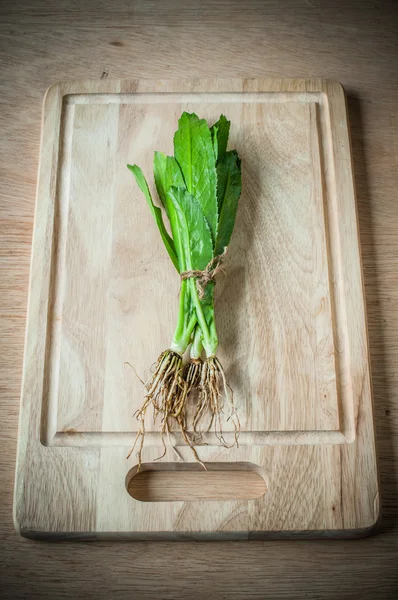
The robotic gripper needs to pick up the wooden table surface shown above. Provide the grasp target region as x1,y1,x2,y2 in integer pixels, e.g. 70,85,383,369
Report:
1,1,397,598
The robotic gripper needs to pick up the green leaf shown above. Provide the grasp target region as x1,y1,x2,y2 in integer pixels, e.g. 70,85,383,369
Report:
215,150,242,256
211,115,230,161
127,164,179,271
173,112,218,243
168,186,213,272
211,125,218,161
152,152,188,272
153,151,185,214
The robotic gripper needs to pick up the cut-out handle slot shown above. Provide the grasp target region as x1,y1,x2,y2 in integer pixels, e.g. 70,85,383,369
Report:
126,462,267,502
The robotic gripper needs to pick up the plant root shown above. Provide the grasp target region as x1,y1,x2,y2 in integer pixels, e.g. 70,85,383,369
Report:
193,357,240,448
127,350,206,470
171,358,207,469
183,358,203,396
127,349,184,469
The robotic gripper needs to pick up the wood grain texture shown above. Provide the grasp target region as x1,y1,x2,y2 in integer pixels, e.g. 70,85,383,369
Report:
127,466,268,502
13,77,377,539
1,0,397,598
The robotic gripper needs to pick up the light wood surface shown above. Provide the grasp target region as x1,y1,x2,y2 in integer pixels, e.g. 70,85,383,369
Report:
1,0,397,596
14,78,377,538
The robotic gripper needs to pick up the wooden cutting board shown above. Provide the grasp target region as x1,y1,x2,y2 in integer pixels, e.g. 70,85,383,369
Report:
14,78,379,539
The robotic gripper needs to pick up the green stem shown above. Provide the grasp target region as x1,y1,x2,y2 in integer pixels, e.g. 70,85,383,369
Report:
198,282,219,357
186,312,197,340
188,279,212,352
190,326,203,359
170,283,197,354
170,277,219,358
208,315,219,357
173,279,188,341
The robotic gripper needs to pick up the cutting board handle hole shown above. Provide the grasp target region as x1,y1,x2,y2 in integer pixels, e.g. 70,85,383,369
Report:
126,462,267,502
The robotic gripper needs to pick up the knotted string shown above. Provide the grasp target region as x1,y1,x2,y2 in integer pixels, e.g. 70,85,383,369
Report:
180,247,228,299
